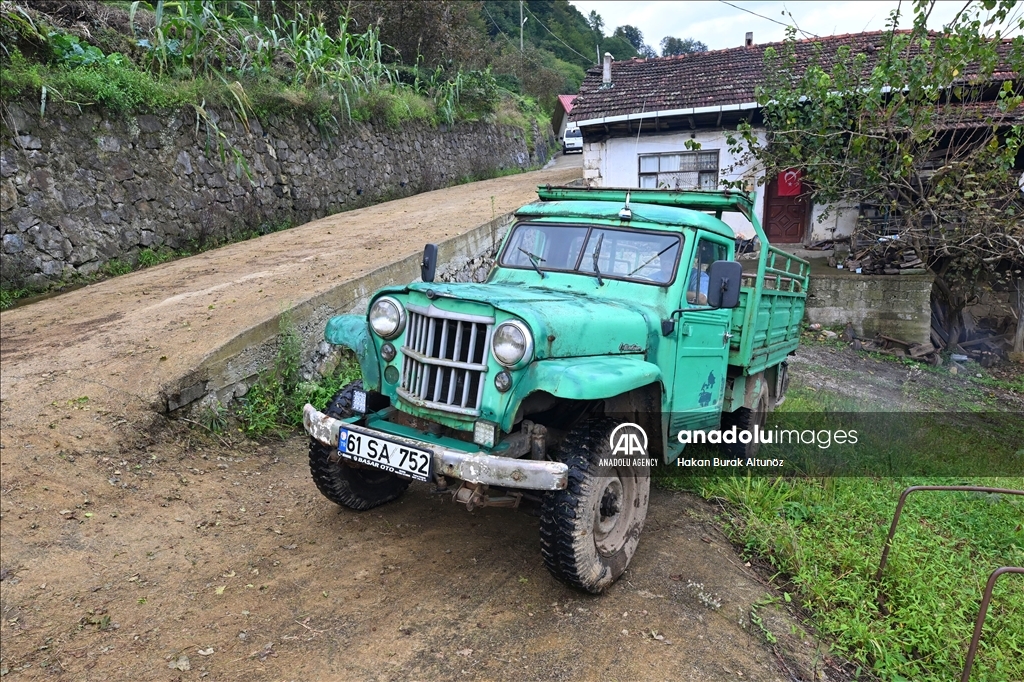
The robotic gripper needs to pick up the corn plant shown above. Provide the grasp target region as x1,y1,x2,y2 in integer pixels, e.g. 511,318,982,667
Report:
130,0,249,77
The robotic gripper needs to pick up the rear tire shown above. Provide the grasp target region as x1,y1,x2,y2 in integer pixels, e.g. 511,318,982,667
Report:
539,418,650,594
719,382,770,459
309,381,410,511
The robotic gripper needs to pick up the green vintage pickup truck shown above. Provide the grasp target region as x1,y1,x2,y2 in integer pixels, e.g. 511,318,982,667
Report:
303,187,808,593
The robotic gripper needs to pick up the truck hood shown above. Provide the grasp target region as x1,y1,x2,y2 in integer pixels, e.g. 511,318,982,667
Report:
403,282,651,359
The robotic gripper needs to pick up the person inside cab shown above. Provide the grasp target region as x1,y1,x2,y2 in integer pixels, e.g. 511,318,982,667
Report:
687,240,726,305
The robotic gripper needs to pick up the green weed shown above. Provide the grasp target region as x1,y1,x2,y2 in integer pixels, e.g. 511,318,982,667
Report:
101,259,132,276
138,247,175,268
0,286,28,310
198,399,227,434
236,317,360,437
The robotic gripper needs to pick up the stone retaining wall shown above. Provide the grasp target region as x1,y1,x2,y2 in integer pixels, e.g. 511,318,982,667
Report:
1,102,553,288
805,269,934,344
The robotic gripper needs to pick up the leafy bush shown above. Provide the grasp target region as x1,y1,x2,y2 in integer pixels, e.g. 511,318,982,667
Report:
48,32,109,67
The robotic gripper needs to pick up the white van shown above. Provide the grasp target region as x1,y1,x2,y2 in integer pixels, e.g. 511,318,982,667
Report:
562,126,583,154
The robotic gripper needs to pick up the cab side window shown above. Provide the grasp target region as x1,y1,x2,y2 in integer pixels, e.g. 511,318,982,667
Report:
686,239,727,305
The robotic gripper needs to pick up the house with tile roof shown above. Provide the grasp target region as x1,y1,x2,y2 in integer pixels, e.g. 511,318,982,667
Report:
569,31,1021,242
551,94,578,141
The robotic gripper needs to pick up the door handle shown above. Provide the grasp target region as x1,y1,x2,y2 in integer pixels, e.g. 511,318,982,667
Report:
723,332,734,345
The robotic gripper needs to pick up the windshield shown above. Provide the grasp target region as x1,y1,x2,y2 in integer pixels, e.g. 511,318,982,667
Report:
565,128,582,138
499,223,682,285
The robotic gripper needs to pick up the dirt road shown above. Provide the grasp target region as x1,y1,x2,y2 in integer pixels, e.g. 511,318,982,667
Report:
0,157,822,681
0,159,581,450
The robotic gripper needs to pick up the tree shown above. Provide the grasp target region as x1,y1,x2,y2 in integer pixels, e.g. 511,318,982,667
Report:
614,24,657,58
732,0,1024,348
613,24,643,50
587,10,603,35
660,36,708,56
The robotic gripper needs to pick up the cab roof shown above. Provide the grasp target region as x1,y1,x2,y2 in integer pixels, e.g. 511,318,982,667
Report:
515,200,736,239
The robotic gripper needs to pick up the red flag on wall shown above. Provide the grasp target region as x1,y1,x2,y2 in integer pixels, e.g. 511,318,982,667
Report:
777,169,802,197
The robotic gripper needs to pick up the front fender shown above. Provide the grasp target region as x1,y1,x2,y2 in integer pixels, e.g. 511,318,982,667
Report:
324,314,379,390
502,356,662,430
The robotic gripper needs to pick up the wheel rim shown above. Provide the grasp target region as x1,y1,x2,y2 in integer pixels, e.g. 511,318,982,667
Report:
593,469,637,556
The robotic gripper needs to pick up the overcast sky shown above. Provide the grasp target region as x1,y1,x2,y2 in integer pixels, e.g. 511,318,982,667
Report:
568,1,1010,53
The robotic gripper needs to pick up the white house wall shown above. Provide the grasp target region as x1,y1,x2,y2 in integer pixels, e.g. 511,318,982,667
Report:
583,129,765,237
583,127,858,241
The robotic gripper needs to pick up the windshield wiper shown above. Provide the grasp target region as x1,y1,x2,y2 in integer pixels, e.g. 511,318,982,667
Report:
517,247,546,279
592,233,605,286
629,243,677,277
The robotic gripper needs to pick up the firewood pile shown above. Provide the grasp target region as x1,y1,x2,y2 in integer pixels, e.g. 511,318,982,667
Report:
841,239,926,275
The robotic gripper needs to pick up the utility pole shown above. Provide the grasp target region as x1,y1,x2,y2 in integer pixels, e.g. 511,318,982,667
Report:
520,0,524,52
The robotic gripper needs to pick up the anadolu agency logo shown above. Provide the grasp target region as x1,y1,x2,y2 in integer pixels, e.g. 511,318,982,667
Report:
602,423,656,468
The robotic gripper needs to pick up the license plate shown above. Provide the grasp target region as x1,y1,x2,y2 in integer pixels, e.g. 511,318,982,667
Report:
337,426,432,482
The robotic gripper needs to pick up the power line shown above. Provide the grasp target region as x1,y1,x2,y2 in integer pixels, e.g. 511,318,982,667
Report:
521,3,593,62
482,4,515,45
717,0,819,39
481,4,555,71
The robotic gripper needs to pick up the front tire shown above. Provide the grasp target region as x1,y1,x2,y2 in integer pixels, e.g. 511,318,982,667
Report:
539,418,650,594
309,381,410,511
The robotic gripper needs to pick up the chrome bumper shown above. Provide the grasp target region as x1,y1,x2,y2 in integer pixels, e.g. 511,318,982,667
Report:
302,404,568,491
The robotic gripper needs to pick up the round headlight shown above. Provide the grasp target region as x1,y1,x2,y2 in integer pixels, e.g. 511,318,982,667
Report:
491,320,533,368
369,297,405,339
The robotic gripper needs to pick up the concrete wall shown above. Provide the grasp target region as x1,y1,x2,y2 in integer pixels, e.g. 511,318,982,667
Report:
1,102,552,288
582,126,859,242
805,268,934,344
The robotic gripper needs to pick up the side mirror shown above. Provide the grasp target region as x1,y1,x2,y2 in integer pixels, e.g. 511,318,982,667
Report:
707,260,743,309
421,243,438,283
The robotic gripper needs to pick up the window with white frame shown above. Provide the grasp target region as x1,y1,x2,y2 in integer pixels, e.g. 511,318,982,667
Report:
638,150,719,190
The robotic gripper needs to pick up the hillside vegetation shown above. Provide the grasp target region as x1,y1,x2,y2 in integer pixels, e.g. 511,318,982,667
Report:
0,0,675,130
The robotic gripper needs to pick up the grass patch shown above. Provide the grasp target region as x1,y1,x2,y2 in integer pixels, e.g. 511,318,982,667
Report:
236,317,360,437
657,385,1024,681
137,247,175,268
0,286,29,310
100,258,133,277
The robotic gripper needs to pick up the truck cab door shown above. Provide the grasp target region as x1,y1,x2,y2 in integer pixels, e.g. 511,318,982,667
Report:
667,235,733,448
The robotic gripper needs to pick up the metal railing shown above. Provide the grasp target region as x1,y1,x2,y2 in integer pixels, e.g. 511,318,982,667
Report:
872,485,1024,682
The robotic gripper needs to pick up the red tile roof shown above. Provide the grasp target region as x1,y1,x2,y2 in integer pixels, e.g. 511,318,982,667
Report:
557,94,577,114
570,31,1019,123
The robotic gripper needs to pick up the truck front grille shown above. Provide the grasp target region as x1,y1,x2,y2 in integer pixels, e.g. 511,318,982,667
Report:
397,304,493,417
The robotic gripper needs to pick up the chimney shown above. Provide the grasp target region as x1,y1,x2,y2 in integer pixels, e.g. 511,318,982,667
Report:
602,52,613,86
745,32,754,48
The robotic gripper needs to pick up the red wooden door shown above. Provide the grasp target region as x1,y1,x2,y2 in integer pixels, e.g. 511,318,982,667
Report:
764,177,807,243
